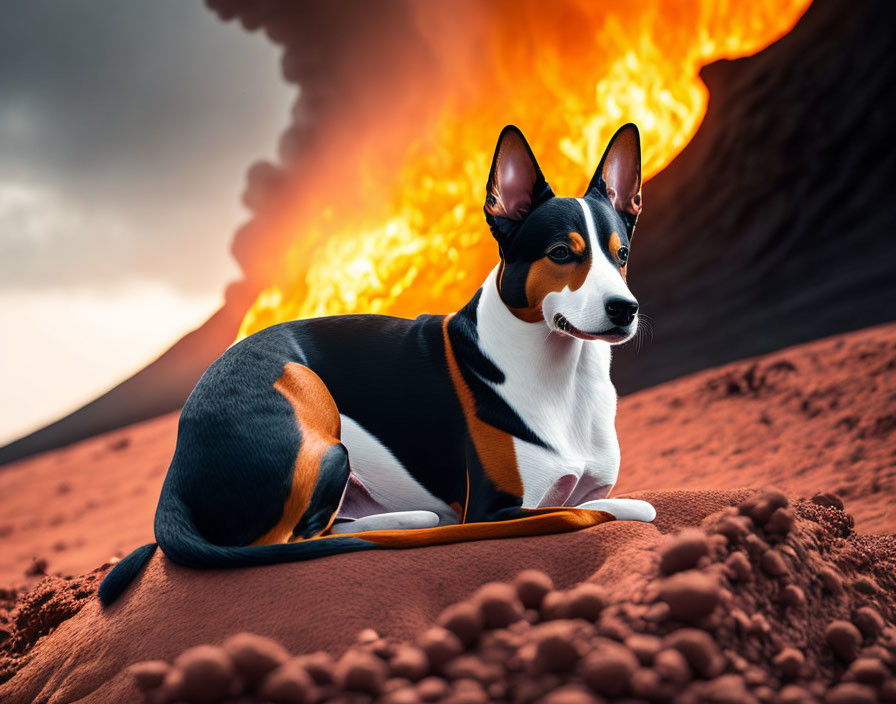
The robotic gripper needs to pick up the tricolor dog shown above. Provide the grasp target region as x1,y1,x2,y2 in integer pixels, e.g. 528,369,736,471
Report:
100,123,655,606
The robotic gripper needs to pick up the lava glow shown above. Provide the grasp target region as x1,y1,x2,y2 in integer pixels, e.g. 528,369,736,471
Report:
237,0,811,340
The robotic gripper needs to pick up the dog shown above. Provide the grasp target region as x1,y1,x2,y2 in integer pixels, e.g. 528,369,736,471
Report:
99,123,655,606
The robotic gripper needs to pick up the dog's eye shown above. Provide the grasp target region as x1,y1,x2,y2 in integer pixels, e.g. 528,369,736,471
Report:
547,244,571,262
616,245,629,266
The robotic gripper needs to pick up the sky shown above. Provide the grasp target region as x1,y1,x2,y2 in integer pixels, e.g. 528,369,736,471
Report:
0,1,293,445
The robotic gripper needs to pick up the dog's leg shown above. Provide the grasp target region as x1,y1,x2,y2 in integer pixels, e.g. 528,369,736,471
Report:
330,510,441,534
253,363,351,545
575,498,656,522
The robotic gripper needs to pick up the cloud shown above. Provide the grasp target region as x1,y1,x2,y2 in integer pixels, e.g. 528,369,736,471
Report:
0,282,223,444
0,0,293,295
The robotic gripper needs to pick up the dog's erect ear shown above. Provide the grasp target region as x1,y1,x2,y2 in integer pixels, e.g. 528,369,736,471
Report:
484,126,554,243
586,123,642,236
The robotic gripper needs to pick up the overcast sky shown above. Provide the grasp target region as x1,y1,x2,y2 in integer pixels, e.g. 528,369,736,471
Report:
0,0,292,445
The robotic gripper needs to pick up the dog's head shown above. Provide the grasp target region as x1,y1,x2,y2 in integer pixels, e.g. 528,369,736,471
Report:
484,124,642,344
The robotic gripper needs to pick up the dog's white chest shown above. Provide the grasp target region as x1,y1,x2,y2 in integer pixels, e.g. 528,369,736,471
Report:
503,349,621,508
474,278,621,508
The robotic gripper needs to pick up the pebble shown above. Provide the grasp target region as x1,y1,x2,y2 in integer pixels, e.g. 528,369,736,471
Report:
336,650,388,694
419,627,464,670
564,583,608,621
390,644,430,682
825,682,877,704
447,678,488,704
631,666,665,700
171,645,236,704
417,676,450,702
698,674,755,704
380,685,421,704
437,601,483,646
624,633,663,665
657,571,720,621
295,651,335,685
853,606,884,638
846,657,888,686
749,613,771,637
819,567,845,595
475,582,523,628
725,551,752,581
654,648,691,686
442,654,499,684
533,621,581,672
257,661,316,704
765,507,795,535
539,684,602,704
659,529,710,574
223,632,290,686
665,628,725,678
515,570,554,609
577,639,638,697
826,620,863,662
745,489,788,526
760,549,789,577
779,684,814,704
356,628,380,644
811,492,844,511
715,514,752,542
540,590,571,621
127,660,169,692
781,584,807,608
773,647,805,680
852,577,876,595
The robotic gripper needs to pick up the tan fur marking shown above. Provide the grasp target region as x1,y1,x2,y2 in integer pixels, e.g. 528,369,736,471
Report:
253,363,341,545
609,231,627,279
508,234,591,323
442,316,523,498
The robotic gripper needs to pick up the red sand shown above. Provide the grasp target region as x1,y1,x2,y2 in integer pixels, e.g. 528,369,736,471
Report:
0,323,893,702
1,489,894,702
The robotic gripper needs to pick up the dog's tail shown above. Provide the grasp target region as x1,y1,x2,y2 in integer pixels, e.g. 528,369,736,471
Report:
99,490,613,608
97,543,159,606
97,491,377,608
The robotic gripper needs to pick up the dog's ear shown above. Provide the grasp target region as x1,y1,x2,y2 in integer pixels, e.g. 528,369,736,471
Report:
484,125,554,243
586,123,642,236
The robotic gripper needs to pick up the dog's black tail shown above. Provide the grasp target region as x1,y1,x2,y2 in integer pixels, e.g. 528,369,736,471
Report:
98,489,378,608
98,542,158,606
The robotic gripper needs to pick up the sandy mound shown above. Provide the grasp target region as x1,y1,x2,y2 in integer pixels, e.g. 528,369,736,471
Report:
2,488,894,703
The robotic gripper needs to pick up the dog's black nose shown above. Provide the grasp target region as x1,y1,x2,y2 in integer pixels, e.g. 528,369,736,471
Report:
605,297,639,326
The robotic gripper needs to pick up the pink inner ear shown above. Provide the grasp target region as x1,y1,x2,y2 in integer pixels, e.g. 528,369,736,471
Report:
487,132,536,221
602,128,642,216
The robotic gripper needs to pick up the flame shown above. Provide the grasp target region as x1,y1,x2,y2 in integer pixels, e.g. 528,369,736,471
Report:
237,0,811,339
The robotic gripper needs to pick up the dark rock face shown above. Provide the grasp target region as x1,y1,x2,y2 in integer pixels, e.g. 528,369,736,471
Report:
612,0,896,393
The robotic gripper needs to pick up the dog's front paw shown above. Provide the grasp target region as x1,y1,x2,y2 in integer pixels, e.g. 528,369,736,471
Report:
576,498,656,522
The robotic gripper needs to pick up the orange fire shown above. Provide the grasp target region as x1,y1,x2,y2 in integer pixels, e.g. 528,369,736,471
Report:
237,0,811,340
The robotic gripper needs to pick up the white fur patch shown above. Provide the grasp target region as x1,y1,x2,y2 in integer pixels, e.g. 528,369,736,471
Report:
475,270,622,508
339,414,457,524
